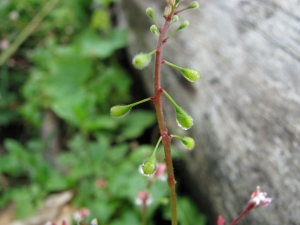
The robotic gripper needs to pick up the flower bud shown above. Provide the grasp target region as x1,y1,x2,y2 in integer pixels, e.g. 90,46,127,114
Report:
175,107,193,130
178,20,189,30
135,191,153,206
162,90,194,130
150,25,159,37
167,21,190,38
181,136,195,149
164,61,201,82
180,68,201,82
166,0,175,6
132,50,156,70
110,105,132,118
188,1,199,9
110,98,151,119
146,7,154,19
164,4,172,17
171,15,179,24
153,163,167,180
171,135,195,149
175,1,199,14
142,155,157,176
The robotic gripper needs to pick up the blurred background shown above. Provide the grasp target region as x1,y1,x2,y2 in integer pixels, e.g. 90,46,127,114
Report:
0,0,206,225
119,1,300,225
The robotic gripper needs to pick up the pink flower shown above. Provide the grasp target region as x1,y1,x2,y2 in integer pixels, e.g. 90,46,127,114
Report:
95,178,107,188
248,186,272,208
151,163,167,181
0,39,9,50
73,208,90,222
135,191,152,206
224,186,273,225
217,215,225,225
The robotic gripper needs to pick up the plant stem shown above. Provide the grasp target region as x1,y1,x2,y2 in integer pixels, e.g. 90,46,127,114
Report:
164,60,184,71
152,9,178,225
162,89,181,111
141,201,147,225
0,0,59,66
129,97,152,107
229,203,256,225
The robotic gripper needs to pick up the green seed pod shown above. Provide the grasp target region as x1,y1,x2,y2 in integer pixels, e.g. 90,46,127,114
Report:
178,20,189,30
171,15,179,24
180,68,201,82
132,50,156,70
146,7,154,19
142,156,157,176
188,1,199,9
175,107,193,130
150,25,159,37
164,61,201,82
181,136,195,149
162,89,194,130
110,105,132,118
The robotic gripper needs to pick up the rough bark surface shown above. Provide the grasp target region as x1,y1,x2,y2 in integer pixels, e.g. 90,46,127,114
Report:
118,1,300,224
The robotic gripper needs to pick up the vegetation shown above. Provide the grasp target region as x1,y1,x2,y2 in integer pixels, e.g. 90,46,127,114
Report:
0,0,205,224
110,1,272,225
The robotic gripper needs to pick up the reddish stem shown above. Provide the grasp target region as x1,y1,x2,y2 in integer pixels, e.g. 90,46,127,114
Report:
229,203,256,225
152,11,178,225
141,200,147,225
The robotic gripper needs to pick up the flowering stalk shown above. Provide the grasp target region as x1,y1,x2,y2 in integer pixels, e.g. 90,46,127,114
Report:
217,187,272,225
136,163,167,225
152,4,178,225
111,1,200,224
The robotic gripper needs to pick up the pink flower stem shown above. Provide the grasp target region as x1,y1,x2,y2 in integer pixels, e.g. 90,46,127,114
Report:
141,200,147,225
229,202,256,225
152,6,178,225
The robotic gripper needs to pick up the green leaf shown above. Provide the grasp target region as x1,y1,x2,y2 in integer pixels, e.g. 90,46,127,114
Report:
51,88,96,127
107,144,129,163
19,102,42,127
12,187,37,219
76,28,127,58
47,54,93,85
88,66,132,107
117,110,156,142
89,200,118,224
91,8,111,31
83,115,118,131
109,209,140,225
45,172,68,191
163,196,206,225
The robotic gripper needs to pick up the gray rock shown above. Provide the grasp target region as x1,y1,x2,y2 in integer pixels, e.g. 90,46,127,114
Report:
118,0,300,224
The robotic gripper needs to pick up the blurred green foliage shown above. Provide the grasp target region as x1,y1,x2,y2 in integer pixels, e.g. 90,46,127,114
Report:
0,0,205,224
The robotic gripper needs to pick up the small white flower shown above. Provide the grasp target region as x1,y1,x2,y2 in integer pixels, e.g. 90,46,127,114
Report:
248,186,272,208
0,39,9,50
90,218,98,225
9,11,19,20
135,191,153,206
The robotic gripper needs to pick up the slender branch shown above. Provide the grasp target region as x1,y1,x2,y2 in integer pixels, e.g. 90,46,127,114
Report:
152,9,178,225
141,201,147,225
229,203,255,225
0,0,59,66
